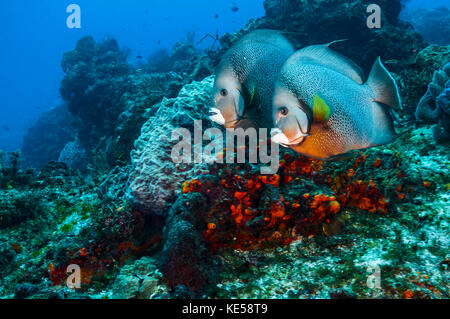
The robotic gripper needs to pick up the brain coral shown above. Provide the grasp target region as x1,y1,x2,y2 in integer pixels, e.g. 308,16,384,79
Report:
128,76,215,214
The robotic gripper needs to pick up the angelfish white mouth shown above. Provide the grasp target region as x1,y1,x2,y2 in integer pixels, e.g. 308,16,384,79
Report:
271,128,307,146
209,107,225,125
270,128,290,147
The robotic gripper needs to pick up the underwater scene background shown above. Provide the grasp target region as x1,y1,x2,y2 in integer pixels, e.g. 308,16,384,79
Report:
0,0,448,299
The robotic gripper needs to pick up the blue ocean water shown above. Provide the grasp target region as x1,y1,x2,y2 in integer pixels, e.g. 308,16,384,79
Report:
0,0,264,153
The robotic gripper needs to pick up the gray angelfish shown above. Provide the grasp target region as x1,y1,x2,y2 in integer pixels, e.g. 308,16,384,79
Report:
271,41,402,160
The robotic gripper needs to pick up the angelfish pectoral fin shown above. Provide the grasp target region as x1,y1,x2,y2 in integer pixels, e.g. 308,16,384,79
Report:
249,85,257,106
312,94,331,124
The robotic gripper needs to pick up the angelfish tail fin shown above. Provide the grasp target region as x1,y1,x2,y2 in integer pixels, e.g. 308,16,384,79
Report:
366,57,402,111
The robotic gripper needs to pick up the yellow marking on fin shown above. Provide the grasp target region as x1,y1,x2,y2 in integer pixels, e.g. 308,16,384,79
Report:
313,94,331,123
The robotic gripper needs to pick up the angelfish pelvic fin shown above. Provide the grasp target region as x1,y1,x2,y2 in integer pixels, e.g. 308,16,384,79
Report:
313,94,331,124
238,84,257,108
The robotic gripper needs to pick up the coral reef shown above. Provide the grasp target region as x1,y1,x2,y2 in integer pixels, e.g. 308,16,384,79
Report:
181,148,416,252
215,126,449,299
0,151,34,190
2,0,449,300
0,152,162,298
23,35,211,171
106,71,188,167
416,62,450,143
0,190,47,229
0,240,16,271
144,32,214,81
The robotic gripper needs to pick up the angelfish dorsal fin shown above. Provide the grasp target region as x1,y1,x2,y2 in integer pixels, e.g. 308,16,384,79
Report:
295,41,365,84
313,94,331,123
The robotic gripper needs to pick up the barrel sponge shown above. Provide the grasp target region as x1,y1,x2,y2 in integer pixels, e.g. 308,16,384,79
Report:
416,62,450,143
128,76,215,214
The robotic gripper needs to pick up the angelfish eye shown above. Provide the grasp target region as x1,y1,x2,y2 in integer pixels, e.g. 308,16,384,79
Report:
220,88,228,97
279,107,289,116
